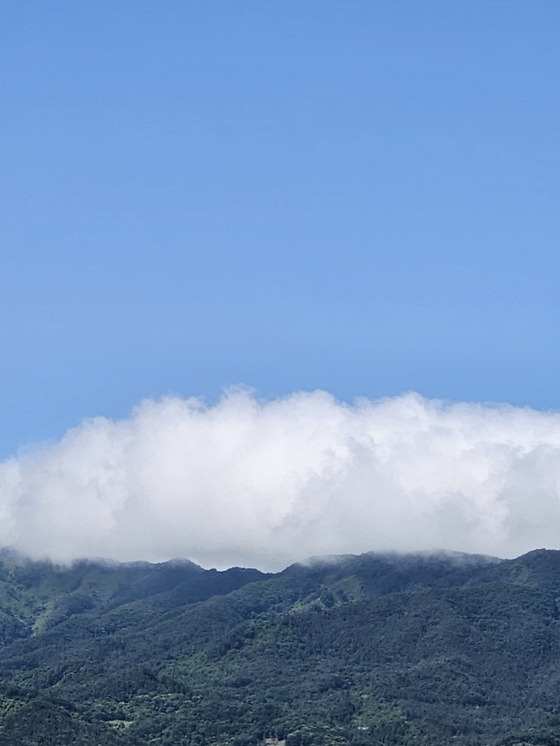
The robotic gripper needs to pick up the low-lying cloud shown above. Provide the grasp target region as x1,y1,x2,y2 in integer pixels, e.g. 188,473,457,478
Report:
2,389,560,570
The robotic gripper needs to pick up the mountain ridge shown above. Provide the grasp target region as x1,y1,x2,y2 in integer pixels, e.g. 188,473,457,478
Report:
0,548,558,745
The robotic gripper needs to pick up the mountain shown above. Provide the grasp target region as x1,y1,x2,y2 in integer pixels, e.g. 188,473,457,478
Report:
0,548,559,745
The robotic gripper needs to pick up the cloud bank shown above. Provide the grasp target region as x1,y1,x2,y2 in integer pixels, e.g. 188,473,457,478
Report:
2,389,560,570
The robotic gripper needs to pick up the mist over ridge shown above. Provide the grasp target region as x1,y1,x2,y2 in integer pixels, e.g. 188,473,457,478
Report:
2,388,560,571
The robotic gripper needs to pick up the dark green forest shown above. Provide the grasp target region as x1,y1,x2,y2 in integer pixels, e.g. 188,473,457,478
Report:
0,547,559,745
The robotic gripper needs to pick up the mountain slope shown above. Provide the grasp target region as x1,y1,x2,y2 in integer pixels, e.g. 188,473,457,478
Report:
0,550,559,745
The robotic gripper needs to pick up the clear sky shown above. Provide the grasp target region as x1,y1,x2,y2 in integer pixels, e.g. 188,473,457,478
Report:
2,1,560,460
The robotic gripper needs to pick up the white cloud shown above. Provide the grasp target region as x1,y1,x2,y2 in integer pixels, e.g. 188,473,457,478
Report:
2,389,560,570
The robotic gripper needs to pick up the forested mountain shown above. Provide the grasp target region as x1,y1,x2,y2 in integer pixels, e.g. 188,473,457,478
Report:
0,548,559,745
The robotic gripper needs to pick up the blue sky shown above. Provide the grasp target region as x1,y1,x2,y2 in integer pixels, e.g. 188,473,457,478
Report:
2,1,560,460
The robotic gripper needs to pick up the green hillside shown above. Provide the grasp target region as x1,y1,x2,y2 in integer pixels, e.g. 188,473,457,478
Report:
0,549,559,745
